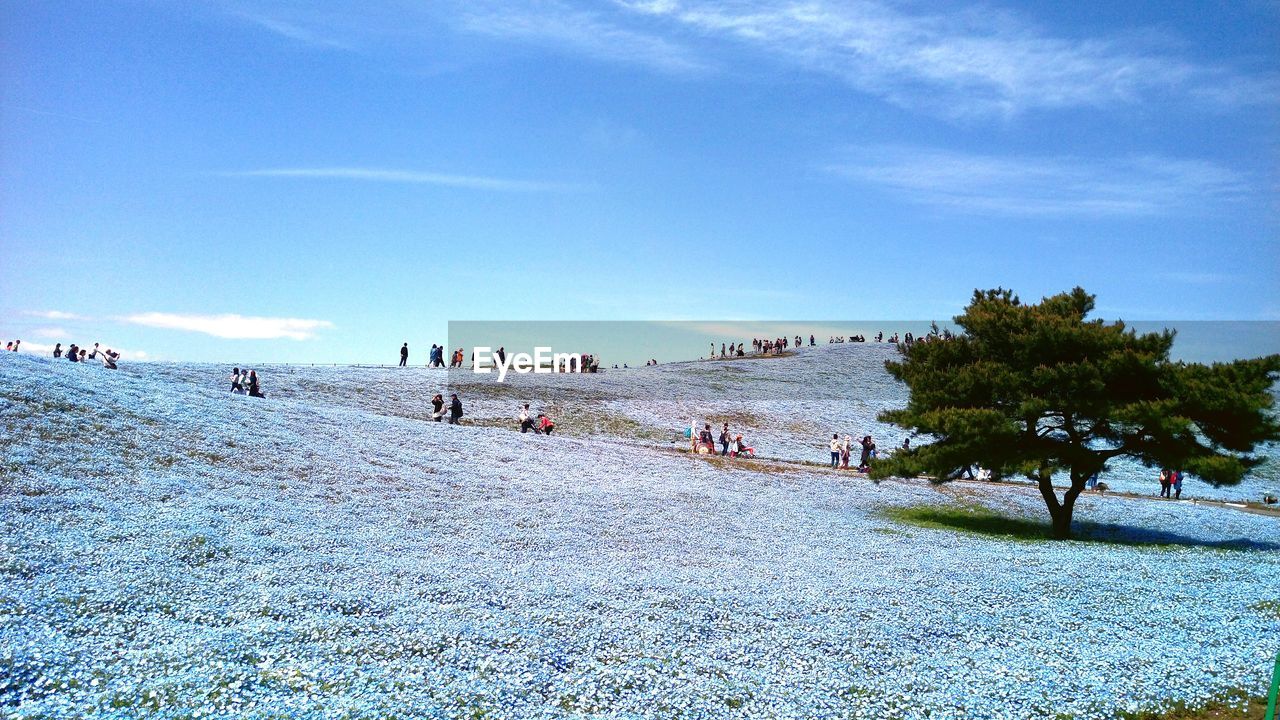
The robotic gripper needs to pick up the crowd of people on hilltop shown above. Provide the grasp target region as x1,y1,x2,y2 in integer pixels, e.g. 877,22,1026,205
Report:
54,341,121,369
395,343,605,372
4,338,123,369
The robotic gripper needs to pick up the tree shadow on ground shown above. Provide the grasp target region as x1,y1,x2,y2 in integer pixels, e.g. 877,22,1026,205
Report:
882,505,1280,551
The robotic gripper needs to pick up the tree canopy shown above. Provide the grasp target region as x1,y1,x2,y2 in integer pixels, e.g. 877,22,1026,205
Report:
872,287,1280,539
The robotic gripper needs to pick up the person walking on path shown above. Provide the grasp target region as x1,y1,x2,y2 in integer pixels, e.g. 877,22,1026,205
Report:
449,394,463,424
400,343,409,367
829,434,841,468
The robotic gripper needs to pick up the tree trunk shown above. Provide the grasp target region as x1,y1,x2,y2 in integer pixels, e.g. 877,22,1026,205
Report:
1044,471,1088,540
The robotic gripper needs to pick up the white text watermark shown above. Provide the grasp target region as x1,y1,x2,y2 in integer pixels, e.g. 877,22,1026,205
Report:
472,347,581,382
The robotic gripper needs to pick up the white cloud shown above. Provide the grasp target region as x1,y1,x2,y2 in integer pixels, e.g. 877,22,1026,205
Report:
233,11,354,49
25,310,89,321
120,313,334,341
461,2,710,75
213,1,1275,117
226,167,585,193
33,327,68,339
609,0,1276,116
825,146,1248,216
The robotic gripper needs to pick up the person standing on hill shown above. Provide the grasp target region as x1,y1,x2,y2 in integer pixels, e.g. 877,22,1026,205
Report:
248,370,265,398
830,434,841,468
859,435,875,470
400,343,409,367
431,393,445,421
449,394,463,424
53,343,62,358
1158,468,1171,497
1173,469,1184,499
231,368,244,394
719,423,731,456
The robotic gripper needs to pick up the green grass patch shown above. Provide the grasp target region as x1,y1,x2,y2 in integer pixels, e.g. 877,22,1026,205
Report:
1112,688,1269,720
879,503,1267,550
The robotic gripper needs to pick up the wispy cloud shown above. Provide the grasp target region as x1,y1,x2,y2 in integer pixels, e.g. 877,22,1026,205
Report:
610,0,1277,116
233,11,354,50
25,310,90,321
461,2,710,75
120,313,334,340
825,146,1248,216
214,1,1275,117
33,327,69,339
225,167,586,193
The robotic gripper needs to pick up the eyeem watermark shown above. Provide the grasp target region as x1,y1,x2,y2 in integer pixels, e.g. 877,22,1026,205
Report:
472,347,581,382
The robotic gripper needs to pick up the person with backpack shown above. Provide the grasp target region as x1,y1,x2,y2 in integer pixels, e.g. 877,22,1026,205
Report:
449,394,463,424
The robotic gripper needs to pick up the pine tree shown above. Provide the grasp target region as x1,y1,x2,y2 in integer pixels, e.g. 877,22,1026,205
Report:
873,287,1280,539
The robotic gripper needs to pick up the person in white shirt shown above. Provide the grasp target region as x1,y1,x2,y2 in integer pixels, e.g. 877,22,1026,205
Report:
519,404,534,433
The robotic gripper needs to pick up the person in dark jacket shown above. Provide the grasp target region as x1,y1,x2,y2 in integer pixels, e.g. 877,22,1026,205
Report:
53,343,62,358
248,370,265,398
400,343,409,367
719,423,731,456
449,394,463,424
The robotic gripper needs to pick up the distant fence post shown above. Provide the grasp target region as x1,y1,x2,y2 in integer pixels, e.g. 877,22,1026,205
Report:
1268,650,1280,720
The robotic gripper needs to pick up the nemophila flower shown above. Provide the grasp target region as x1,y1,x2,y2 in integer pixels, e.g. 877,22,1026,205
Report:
0,353,1277,719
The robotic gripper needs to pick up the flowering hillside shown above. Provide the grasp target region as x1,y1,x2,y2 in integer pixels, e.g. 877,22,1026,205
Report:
2,352,1278,719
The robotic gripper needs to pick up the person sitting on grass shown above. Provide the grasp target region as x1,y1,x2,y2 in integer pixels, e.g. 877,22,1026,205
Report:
731,434,754,457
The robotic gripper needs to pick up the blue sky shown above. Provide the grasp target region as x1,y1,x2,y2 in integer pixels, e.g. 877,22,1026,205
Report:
1,0,1277,363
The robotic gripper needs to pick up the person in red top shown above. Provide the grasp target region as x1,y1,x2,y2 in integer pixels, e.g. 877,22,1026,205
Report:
537,414,555,435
